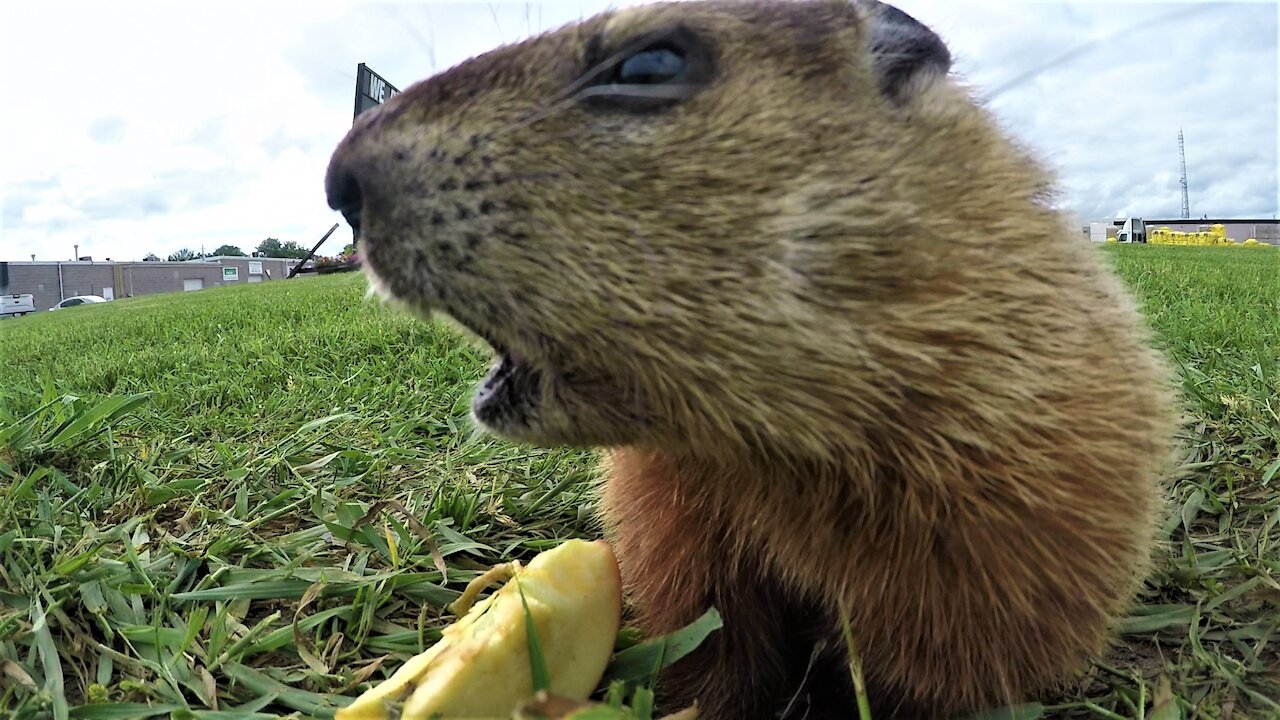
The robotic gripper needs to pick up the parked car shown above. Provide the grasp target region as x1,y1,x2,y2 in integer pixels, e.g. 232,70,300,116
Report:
50,295,107,311
1,293,36,318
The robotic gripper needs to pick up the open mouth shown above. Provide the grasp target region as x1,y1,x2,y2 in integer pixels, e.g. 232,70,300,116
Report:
472,344,545,429
363,271,552,433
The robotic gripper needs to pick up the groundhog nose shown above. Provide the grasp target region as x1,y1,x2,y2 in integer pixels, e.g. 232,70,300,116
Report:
324,161,364,237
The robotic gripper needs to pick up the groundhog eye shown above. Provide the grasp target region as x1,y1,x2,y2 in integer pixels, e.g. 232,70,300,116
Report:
577,27,711,111
616,46,686,84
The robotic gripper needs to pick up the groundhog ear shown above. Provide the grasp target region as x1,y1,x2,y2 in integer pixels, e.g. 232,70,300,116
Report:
862,1,952,103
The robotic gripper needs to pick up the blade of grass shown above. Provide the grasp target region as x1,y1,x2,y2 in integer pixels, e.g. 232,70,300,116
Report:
599,607,722,690
838,599,873,720
31,597,70,720
69,704,183,719
515,574,551,694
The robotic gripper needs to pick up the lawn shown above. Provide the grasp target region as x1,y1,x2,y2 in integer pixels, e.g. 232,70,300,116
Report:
1,245,1277,719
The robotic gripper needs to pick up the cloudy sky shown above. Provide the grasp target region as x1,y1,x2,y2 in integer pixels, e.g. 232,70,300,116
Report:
1,1,1275,263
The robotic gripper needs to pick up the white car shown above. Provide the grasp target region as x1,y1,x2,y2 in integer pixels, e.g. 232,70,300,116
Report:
50,295,107,310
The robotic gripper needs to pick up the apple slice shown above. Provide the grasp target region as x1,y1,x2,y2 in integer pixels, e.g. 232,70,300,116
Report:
336,539,623,720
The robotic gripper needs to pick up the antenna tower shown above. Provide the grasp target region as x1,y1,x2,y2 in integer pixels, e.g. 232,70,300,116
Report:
1178,128,1190,219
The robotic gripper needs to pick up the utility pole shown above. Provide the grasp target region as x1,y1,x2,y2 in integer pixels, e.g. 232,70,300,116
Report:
1178,129,1190,220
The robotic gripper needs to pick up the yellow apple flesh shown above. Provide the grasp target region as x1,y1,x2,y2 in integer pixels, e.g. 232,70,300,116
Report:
336,539,623,720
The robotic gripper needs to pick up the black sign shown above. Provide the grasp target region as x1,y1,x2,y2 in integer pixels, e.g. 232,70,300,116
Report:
354,63,401,122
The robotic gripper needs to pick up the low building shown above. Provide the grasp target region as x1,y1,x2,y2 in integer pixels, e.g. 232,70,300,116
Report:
0,256,307,312
1140,218,1279,244
1085,217,1278,244
184,255,302,284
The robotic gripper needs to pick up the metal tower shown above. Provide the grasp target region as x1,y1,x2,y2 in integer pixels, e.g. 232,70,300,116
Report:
1178,129,1190,219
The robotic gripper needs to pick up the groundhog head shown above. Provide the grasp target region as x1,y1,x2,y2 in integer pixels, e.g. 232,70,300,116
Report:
326,0,975,459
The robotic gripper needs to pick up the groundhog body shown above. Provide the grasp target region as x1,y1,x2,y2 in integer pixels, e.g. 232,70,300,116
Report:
326,1,1178,717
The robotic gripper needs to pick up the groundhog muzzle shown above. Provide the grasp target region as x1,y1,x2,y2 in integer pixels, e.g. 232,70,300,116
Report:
326,1,1178,718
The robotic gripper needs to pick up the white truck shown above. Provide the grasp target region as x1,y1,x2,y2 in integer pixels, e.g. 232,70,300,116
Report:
1114,217,1146,244
1089,217,1146,244
1,294,36,318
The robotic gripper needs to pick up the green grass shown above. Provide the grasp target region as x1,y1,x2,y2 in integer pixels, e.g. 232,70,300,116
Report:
1,245,1278,719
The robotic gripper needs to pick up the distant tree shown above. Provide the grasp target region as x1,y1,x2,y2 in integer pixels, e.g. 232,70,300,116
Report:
280,240,312,259
340,242,356,259
256,238,284,257
211,244,246,257
167,249,197,262
142,252,161,262
256,237,313,259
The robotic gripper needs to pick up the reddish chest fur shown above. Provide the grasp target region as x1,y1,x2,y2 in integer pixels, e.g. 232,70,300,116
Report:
600,442,1161,719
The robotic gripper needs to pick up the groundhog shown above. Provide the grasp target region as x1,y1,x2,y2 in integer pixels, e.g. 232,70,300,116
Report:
325,1,1178,717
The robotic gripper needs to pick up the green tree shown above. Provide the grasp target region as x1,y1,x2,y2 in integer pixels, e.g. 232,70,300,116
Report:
167,249,197,262
142,253,161,262
256,238,313,259
340,243,356,259
256,238,284,257
279,241,312,259
211,244,246,257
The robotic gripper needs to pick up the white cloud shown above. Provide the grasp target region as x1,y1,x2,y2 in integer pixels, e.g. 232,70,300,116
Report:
1,0,1276,263
902,1,1279,221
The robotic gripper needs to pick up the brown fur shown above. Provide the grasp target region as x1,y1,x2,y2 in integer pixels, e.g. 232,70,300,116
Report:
326,1,1179,717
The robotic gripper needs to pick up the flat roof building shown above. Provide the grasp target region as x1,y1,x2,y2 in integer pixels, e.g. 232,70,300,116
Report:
1,256,306,312
1085,217,1278,244
1140,219,1278,243
184,256,304,283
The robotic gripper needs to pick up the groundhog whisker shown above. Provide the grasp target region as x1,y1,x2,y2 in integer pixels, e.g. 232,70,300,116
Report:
493,171,563,185
385,4,437,75
871,4,1217,181
488,95,584,139
780,639,827,719
982,3,1216,103
626,231,667,424
571,84,705,103
487,2,505,44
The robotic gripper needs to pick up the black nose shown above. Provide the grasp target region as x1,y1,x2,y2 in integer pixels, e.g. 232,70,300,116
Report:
325,166,364,237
